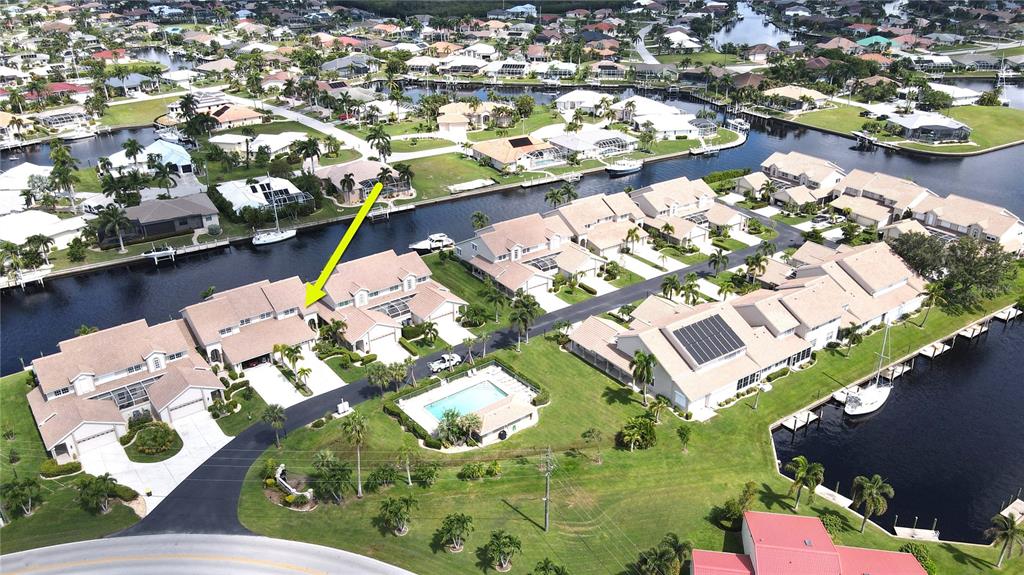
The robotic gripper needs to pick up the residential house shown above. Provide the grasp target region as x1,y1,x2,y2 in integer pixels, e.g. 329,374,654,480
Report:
547,129,637,161
0,161,51,215
760,151,845,190
216,176,312,213
744,44,782,63
315,160,409,205
829,169,936,227
471,135,560,172
546,192,645,258
630,177,716,247
28,319,224,462
125,194,220,240
885,111,970,143
555,89,605,114
589,60,627,80
209,104,263,130
771,184,832,208
106,139,194,174
0,210,91,250
195,58,238,75
482,59,530,78
321,54,379,78
104,73,156,97
763,85,829,110
911,194,1024,254
689,511,927,574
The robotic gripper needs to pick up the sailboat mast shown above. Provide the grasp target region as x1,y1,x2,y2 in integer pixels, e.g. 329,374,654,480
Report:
873,322,890,386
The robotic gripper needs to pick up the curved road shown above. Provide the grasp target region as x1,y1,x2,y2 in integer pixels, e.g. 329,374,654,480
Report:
123,204,806,536
0,534,414,575
634,24,659,64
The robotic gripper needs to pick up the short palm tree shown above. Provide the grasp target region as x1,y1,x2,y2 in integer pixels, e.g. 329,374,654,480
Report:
122,138,144,166
682,272,701,305
708,248,729,275
421,321,439,344
292,136,321,173
660,274,682,299
630,350,657,407
480,278,505,322
261,404,286,448
96,206,132,253
919,282,946,327
784,455,825,511
845,322,863,356
986,512,1024,568
509,291,541,350
485,530,522,572
438,512,474,553
851,474,895,533
341,412,369,498
471,210,490,229
379,495,418,536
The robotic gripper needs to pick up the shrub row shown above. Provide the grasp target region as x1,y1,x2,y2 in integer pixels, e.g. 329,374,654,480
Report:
765,367,790,382
382,400,443,449
40,459,82,477
284,493,309,507
225,379,250,398
702,167,751,184
398,338,420,356
113,483,139,501
579,283,597,295
362,353,377,365
401,323,427,340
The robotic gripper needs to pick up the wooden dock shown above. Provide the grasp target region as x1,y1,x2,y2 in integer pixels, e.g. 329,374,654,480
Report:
881,362,912,381
1000,499,1024,522
918,341,951,358
780,410,819,431
894,526,941,542
994,306,1022,322
957,322,989,339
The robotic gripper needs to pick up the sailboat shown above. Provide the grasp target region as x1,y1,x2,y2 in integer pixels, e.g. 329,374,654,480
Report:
252,200,296,245
844,322,894,416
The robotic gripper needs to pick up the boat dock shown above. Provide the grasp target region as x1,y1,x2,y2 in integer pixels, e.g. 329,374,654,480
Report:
1000,499,1024,521
894,526,941,542
881,362,912,381
917,341,951,358
994,306,1022,322
957,321,989,339
779,410,819,431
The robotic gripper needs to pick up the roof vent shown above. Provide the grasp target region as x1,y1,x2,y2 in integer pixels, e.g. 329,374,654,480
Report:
803,539,813,547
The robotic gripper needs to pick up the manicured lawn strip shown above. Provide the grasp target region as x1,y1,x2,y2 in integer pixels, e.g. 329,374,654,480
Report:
622,137,700,160
124,429,183,463
216,390,269,436
220,120,326,138
47,233,198,271
610,267,644,289
466,108,563,143
755,228,779,241
342,120,425,139
547,159,604,174
772,213,811,225
319,149,361,166
708,128,740,146
238,267,1024,575
629,252,667,272
391,138,453,153
662,247,708,265
324,357,368,384
0,372,138,554
555,286,593,305
70,167,101,193
711,237,748,252
101,96,179,127
423,253,511,337
656,51,741,66
789,105,865,134
400,153,543,203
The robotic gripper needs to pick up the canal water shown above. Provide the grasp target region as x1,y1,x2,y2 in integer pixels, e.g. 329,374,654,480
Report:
0,127,160,171
773,323,1024,544
130,46,193,71
713,2,791,48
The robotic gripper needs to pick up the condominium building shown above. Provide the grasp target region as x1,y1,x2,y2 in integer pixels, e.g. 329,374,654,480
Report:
760,151,845,190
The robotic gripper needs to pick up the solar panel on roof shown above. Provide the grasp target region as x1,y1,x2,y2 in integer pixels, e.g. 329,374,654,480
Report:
672,314,744,366
509,137,533,148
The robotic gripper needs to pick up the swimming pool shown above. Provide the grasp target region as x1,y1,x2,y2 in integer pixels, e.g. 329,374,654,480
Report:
425,381,507,420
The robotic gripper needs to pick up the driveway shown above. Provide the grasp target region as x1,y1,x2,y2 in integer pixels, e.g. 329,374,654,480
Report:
299,349,347,395
435,317,474,347
79,412,230,513
729,228,764,247
532,288,569,312
371,338,411,364
246,363,306,408
619,253,661,279
633,243,685,272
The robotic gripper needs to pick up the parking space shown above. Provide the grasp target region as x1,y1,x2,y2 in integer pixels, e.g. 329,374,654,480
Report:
246,363,306,408
435,317,474,347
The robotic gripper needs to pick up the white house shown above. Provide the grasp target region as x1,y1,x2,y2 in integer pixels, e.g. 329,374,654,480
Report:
555,89,606,114
107,139,194,174
0,162,53,215
216,176,312,213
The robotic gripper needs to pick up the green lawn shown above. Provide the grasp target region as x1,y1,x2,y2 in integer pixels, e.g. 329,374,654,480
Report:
772,213,812,226
790,105,865,135
656,51,741,66
423,253,510,337
319,149,362,166
754,228,779,241
610,267,644,289
391,138,453,153
401,153,543,203
0,372,138,554
70,167,101,193
466,108,564,143
623,137,701,160
47,233,199,271
898,106,1024,153
547,159,604,174
662,247,709,266
216,389,269,436
101,96,179,127
124,427,183,463
342,119,428,139
708,128,741,146
555,286,593,305
237,266,1024,574
712,237,748,252
219,120,326,138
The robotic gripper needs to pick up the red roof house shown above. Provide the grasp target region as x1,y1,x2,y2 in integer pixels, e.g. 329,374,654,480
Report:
91,49,127,62
692,550,755,575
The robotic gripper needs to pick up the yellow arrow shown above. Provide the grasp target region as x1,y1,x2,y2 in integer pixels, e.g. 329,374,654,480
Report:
304,182,384,307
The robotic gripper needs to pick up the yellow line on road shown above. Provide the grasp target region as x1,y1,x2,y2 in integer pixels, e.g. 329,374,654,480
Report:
7,553,326,574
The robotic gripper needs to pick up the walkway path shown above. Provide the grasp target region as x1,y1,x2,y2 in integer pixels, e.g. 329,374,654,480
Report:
0,534,415,575
224,94,372,157
635,24,659,64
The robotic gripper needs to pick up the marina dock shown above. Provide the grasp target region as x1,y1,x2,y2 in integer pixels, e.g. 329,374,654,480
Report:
894,526,941,542
881,362,912,381
994,306,1022,322
957,321,989,339
779,410,819,431
917,341,951,358
1000,499,1024,522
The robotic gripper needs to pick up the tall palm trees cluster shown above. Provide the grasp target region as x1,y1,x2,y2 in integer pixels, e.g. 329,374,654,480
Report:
508,289,542,351
543,182,578,208
659,272,701,305
784,456,901,536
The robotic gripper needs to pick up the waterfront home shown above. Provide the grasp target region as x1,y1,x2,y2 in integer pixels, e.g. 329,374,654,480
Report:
0,162,52,215
762,85,829,111
547,129,638,160
733,172,770,198
880,218,929,241
181,277,318,368
209,104,263,130
630,176,716,222
195,58,238,75
690,511,927,574
454,213,605,297
125,194,219,240
438,101,502,127
406,55,441,74
554,89,605,114
760,151,845,190
0,209,91,250
471,135,560,172
436,55,489,75
611,95,679,122
924,82,983,106
829,169,936,227
316,159,409,204
884,111,970,143
482,59,529,78
569,295,812,414
456,43,497,61
589,60,627,80
630,63,678,82
208,131,307,158
815,36,861,54
545,192,645,258
322,54,379,78
27,319,224,462
743,44,782,64
314,250,467,355
160,69,201,89
770,184,832,208
106,139,194,175
166,90,232,121
104,73,156,97
216,176,312,213
532,60,578,79
910,194,1024,255
31,106,90,131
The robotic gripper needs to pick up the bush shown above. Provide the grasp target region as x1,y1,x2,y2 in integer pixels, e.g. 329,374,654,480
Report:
899,542,937,575
311,418,326,428
765,367,790,382
579,283,597,295
820,512,845,536
206,223,222,236
361,353,377,365
365,463,400,492
402,324,427,340
458,462,486,480
702,168,751,184
486,461,501,477
399,338,420,356
412,461,440,486
40,459,82,477
264,477,277,488
532,390,550,406
112,484,138,501
226,379,250,397
134,423,178,455
424,437,443,450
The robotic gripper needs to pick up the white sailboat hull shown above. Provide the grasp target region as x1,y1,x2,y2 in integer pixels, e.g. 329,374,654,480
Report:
843,384,892,416
252,229,296,245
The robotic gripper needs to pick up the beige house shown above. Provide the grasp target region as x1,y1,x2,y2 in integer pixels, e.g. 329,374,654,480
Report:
763,85,830,110
910,194,1024,254
760,151,845,190
28,319,224,462
438,101,502,127
771,184,832,207
630,176,718,245
210,104,263,130
545,192,645,258
829,169,936,227
734,172,771,197
471,135,560,172
316,160,409,204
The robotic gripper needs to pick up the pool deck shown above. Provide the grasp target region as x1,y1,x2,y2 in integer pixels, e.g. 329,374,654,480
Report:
399,364,535,435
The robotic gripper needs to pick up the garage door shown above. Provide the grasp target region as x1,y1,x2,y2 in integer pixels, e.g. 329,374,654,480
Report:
76,428,118,451
370,331,396,344
170,397,205,419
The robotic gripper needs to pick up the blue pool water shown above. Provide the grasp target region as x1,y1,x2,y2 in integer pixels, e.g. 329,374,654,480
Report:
425,382,507,420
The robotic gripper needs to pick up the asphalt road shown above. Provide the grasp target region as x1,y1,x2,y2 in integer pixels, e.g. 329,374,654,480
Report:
0,534,415,575
124,205,806,536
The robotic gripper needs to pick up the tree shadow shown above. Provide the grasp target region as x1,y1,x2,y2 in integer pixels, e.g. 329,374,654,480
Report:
757,482,791,512
939,542,993,570
474,544,492,574
502,498,543,531
814,506,855,534
601,386,634,406
429,527,446,555
369,513,392,537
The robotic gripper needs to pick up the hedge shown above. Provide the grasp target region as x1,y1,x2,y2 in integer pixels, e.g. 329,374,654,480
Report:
361,353,377,365
402,323,427,340
579,283,597,295
40,459,82,478
113,484,139,501
765,367,790,382
225,379,250,398
702,167,751,184
398,338,420,356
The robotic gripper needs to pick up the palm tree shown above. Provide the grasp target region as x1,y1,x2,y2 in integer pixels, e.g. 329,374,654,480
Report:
624,226,641,252
745,252,768,279
509,291,541,350
544,187,564,208
560,182,578,204
717,281,737,300
660,532,693,571
851,474,895,533
438,512,474,553
919,282,946,327
784,455,825,511
636,544,675,575
394,163,414,185
985,512,1024,568
292,136,321,173
366,124,391,162
379,495,418,536
261,404,286,448
480,278,505,322
630,350,656,407
660,274,681,299
341,412,368,498
24,234,55,266
708,248,730,275
485,530,522,572
649,396,670,424
470,211,490,230
681,272,701,305
121,138,144,168
421,321,439,345
96,206,132,253
150,162,179,196
240,126,257,167
178,92,198,120
295,366,312,389
758,179,779,202
845,322,863,356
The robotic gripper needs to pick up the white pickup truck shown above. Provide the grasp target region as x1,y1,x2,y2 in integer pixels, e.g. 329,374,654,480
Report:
428,353,462,373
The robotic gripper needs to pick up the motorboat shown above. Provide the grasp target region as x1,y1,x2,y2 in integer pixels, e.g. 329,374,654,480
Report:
727,117,750,132
142,244,176,261
409,233,454,253
844,322,895,416
156,127,182,142
605,159,643,176
541,78,561,86
61,129,95,142
252,200,296,245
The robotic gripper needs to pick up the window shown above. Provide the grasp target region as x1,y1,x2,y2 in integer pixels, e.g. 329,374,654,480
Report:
52,386,73,398
259,311,273,320
152,356,163,370
219,327,233,336
239,318,252,326
126,364,145,374
167,351,184,361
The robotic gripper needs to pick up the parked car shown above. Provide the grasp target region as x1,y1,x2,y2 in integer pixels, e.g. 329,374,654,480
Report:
831,215,847,223
811,214,830,224
429,353,462,373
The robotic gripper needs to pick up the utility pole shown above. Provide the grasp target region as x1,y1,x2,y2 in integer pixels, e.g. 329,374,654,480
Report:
543,446,555,532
